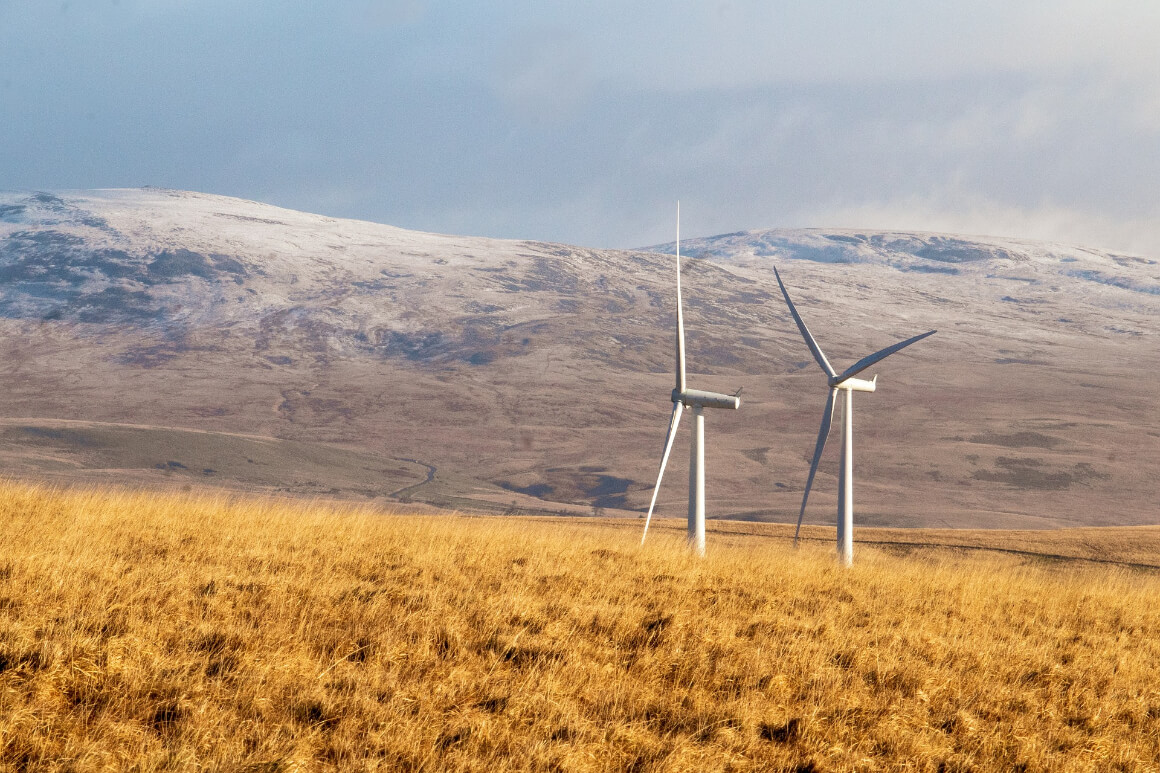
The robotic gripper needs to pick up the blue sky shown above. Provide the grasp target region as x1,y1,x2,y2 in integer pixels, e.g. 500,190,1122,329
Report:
3,1,1159,253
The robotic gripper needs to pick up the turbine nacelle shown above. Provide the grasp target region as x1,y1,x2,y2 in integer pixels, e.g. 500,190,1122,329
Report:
830,375,877,392
672,388,741,410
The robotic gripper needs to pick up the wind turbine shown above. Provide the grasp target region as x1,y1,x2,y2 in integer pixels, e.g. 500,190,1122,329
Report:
640,203,740,556
774,268,935,566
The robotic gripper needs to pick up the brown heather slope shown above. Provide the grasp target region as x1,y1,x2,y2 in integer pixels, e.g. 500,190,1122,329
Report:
2,189,1159,528
1,482,1159,771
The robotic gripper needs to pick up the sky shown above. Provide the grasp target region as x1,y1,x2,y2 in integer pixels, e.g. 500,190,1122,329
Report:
2,0,1160,253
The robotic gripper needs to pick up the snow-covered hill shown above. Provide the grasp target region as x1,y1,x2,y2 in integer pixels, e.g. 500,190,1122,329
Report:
0,189,1156,528
651,226,1160,324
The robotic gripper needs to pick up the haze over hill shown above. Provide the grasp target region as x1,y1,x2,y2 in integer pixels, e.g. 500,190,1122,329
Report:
0,188,1156,528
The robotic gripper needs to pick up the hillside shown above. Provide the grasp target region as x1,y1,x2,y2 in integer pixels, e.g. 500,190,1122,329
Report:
0,481,1157,771
0,189,1157,527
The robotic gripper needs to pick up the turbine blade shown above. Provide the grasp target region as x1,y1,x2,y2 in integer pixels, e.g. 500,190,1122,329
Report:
641,402,684,544
794,389,837,547
773,267,836,378
675,202,686,394
835,329,937,384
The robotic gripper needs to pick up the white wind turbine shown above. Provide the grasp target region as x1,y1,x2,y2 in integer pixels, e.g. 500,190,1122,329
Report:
774,268,935,566
640,204,740,556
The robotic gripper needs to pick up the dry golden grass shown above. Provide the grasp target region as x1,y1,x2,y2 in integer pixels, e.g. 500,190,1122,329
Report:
0,481,1158,772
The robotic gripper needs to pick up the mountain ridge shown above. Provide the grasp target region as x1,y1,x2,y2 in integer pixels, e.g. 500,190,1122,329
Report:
0,188,1155,528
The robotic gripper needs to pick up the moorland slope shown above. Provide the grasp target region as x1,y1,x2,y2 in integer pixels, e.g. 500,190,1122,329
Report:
0,189,1157,526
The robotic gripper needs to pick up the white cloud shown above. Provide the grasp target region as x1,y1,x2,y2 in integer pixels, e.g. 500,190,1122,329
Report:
804,193,1160,257
567,0,1160,89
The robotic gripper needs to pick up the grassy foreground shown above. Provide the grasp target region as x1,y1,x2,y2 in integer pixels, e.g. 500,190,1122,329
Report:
0,482,1158,771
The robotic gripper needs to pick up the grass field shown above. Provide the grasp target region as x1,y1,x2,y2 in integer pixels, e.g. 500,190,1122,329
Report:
0,481,1158,771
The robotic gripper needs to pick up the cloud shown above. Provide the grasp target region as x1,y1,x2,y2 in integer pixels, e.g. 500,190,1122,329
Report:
559,0,1160,90
804,195,1160,257
491,27,592,123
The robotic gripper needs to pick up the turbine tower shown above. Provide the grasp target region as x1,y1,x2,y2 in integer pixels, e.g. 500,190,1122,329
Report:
774,268,935,566
641,204,740,556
